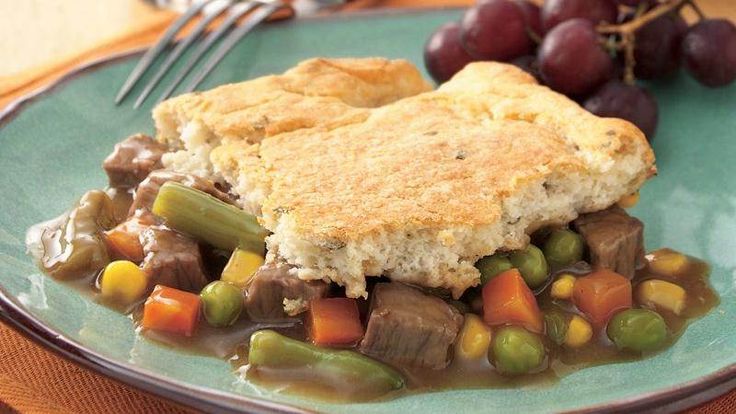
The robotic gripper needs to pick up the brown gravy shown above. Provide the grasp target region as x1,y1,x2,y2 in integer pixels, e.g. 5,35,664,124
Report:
116,250,717,402
27,206,719,403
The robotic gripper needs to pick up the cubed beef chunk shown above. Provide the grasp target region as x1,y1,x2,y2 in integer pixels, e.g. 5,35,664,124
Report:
129,171,235,215
103,134,167,188
140,226,209,292
359,283,464,370
573,206,645,278
244,263,328,321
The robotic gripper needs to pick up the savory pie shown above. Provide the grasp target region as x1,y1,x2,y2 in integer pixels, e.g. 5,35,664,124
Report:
153,57,654,298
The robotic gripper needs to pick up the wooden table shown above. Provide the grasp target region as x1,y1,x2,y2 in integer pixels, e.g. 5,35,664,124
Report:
0,1,734,413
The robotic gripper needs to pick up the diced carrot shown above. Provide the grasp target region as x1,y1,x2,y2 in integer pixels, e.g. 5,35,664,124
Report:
482,269,544,333
573,269,632,330
104,229,143,262
103,217,151,263
142,285,200,336
308,298,364,346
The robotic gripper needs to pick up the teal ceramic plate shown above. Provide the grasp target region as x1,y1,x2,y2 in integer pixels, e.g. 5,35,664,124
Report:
0,8,734,414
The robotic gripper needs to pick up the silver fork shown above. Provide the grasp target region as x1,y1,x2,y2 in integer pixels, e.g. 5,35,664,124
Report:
116,0,340,108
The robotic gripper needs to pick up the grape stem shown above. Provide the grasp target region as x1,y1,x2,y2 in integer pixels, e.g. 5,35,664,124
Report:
597,0,702,85
686,1,706,20
527,27,543,45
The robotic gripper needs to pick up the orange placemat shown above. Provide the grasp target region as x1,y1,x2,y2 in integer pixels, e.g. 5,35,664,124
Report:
0,1,734,413
0,323,193,414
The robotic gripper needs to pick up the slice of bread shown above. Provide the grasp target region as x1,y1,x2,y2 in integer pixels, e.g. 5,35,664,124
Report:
153,58,655,299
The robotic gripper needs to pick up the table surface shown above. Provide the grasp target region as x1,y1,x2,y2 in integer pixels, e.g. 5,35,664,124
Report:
0,0,734,413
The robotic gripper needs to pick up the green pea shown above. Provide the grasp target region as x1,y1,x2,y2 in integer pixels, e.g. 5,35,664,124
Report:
544,311,569,345
476,254,513,285
607,309,668,352
492,326,546,375
509,245,549,288
543,229,584,268
200,281,244,327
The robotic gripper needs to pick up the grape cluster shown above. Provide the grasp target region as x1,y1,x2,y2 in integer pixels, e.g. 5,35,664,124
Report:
424,0,736,140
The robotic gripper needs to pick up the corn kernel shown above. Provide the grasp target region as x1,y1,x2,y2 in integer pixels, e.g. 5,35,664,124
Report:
551,274,576,300
636,279,687,315
100,260,148,304
564,315,592,348
221,248,264,287
456,314,492,360
647,249,688,277
617,191,640,209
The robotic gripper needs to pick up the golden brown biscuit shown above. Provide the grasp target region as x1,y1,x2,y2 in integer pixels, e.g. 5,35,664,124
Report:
156,59,655,299
154,57,432,146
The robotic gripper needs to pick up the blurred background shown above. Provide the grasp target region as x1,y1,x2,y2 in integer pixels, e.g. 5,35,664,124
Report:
0,0,731,83
0,1,168,77
0,0,469,106
0,0,174,99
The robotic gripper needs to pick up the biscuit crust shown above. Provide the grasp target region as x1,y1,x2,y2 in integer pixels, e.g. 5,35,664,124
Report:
155,59,656,298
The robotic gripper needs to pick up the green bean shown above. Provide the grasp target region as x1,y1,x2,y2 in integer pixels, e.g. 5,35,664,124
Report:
30,190,115,279
200,281,243,327
249,330,404,393
607,309,668,352
544,311,569,345
543,229,584,268
509,245,549,288
152,182,267,254
492,326,546,375
476,254,513,285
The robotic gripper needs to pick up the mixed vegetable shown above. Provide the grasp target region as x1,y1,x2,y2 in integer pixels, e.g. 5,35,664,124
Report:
26,134,719,401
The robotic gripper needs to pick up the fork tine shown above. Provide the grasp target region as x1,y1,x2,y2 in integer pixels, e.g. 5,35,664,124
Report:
184,1,284,93
114,0,215,105
133,0,233,109
155,1,259,105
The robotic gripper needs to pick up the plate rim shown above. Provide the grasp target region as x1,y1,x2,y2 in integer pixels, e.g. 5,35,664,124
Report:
0,286,311,414
0,8,735,414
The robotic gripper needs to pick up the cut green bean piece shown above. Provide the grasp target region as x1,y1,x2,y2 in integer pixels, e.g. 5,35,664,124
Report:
249,330,405,393
544,311,569,345
28,190,115,280
152,182,267,253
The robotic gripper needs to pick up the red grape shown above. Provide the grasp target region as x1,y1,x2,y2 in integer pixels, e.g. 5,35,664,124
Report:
633,14,687,79
538,19,614,95
511,55,541,81
541,0,617,33
460,0,532,61
611,58,626,81
514,0,542,38
424,22,476,84
584,81,659,139
682,19,736,87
